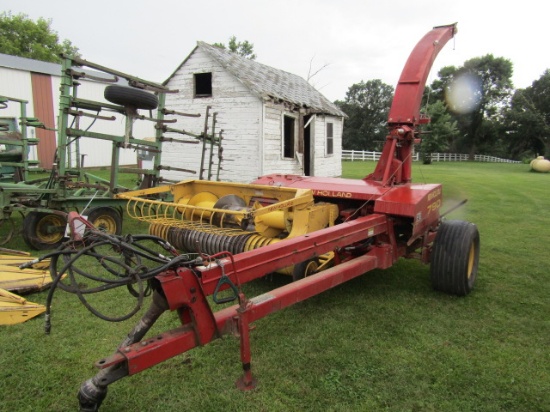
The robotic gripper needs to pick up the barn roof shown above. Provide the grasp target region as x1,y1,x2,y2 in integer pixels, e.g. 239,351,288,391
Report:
166,42,346,118
0,53,126,83
0,53,61,76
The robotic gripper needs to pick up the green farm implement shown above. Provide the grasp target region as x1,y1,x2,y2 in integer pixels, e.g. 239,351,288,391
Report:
0,56,222,249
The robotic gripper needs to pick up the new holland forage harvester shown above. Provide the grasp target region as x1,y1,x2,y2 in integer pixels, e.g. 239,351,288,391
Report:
35,23,479,411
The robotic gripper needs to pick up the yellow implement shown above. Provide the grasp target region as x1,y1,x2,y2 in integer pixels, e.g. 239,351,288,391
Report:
0,251,52,294
0,254,51,270
0,264,53,294
0,288,46,325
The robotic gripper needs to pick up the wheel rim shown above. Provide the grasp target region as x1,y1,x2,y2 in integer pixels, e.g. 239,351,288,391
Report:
303,260,319,277
36,215,65,244
93,215,117,233
467,243,475,279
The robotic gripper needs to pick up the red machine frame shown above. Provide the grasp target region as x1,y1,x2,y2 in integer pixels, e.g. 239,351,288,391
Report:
74,23,468,411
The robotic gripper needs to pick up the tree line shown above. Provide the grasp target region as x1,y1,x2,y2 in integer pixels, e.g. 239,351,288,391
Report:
2,12,548,162
335,55,550,163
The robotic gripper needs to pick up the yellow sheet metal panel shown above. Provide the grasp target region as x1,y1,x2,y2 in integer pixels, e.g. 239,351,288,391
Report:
0,288,46,325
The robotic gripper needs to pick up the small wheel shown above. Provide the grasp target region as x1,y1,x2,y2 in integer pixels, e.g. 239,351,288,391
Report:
292,258,320,281
430,220,480,296
84,207,123,235
104,85,158,110
22,212,66,250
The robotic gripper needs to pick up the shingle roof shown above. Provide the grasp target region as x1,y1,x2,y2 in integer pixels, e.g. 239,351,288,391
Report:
167,42,346,118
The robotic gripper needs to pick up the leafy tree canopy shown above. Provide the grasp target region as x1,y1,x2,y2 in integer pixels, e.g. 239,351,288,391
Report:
504,69,550,158
428,54,514,158
420,100,459,163
213,36,256,60
335,79,394,151
0,11,79,63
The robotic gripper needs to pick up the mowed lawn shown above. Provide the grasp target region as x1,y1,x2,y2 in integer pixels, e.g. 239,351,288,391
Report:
1,162,548,411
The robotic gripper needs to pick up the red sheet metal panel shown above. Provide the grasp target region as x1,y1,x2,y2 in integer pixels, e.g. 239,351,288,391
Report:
388,24,457,126
252,173,388,201
374,183,441,217
30,72,56,169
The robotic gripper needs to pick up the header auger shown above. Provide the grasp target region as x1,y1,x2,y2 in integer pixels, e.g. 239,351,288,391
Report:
33,23,479,411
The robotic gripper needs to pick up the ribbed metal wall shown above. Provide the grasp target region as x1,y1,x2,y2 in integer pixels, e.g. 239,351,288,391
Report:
30,72,56,168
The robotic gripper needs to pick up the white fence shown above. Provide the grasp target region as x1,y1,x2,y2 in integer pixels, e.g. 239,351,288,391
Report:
342,150,520,164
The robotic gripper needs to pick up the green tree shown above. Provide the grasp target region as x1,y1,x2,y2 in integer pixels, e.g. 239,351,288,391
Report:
420,100,459,163
427,65,457,103
335,79,394,150
504,70,550,159
213,36,256,60
0,11,79,63
429,55,513,158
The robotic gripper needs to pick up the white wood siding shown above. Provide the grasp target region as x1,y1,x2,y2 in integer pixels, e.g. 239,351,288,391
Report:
262,103,303,176
163,49,262,183
312,115,343,177
158,47,344,182
262,108,343,177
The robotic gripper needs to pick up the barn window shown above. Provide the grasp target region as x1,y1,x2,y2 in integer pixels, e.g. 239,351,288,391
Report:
326,122,334,155
283,115,295,159
194,72,212,97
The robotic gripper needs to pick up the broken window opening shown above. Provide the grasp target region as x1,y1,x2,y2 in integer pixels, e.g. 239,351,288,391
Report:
194,72,212,97
283,115,295,159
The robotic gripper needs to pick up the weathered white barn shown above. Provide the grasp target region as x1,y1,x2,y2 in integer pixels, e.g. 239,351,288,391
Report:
161,42,346,183
0,53,152,169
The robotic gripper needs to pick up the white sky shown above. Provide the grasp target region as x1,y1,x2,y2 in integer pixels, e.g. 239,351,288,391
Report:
3,0,548,101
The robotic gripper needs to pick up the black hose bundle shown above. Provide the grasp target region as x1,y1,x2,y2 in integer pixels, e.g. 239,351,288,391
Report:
24,229,200,333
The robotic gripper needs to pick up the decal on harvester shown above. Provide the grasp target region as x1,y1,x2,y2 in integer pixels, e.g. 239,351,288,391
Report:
427,199,442,214
426,188,442,215
427,188,441,201
313,190,353,198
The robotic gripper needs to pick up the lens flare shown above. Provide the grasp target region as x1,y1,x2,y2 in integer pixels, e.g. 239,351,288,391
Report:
445,73,482,114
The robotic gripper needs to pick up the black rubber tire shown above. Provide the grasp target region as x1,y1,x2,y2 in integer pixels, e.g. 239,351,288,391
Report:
104,85,158,110
84,207,123,235
22,212,66,250
292,258,320,281
430,220,480,296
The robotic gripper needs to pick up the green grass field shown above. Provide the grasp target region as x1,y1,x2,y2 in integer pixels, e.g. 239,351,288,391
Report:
1,162,549,411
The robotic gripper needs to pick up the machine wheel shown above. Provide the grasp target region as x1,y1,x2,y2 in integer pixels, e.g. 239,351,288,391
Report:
430,220,480,296
22,212,66,250
104,85,158,110
292,258,320,281
85,207,123,235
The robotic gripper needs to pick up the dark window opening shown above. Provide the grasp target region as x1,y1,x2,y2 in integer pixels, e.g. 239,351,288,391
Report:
326,122,334,155
304,114,312,176
194,72,212,97
283,115,295,159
